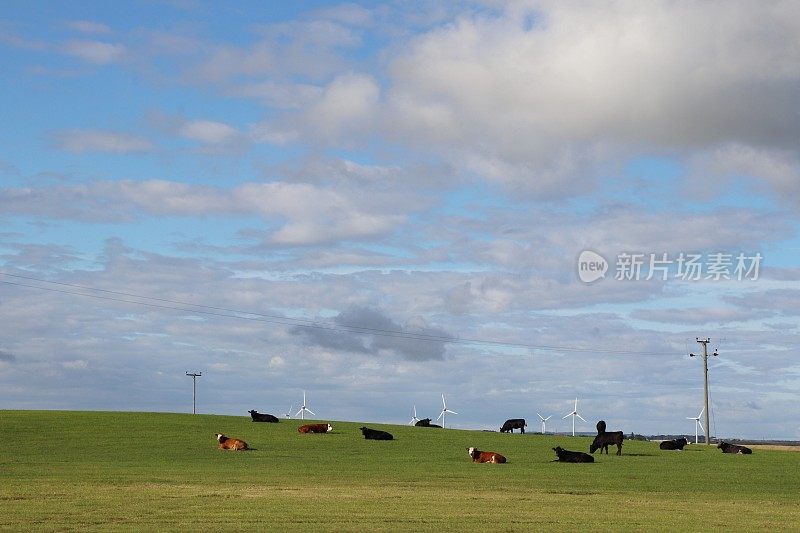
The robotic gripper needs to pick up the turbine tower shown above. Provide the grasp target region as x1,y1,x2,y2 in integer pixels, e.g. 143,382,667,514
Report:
536,412,552,434
687,407,705,444
562,398,587,436
284,405,293,419
436,394,457,428
409,405,420,425
294,390,316,420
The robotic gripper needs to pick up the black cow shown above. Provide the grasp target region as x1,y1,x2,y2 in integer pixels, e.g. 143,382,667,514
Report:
499,418,526,434
596,420,606,434
591,419,624,455
359,426,393,440
248,410,279,422
552,446,594,463
718,441,752,454
415,418,442,428
659,437,689,450
590,431,624,455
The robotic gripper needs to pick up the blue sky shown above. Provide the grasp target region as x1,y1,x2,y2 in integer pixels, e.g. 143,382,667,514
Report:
2,1,800,439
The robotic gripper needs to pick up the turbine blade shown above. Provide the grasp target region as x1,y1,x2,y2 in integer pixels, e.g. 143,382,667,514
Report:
294,408,303,416
536,412,544,420
305,408,315,416
698,421,704,431
576,413,587,422
544,416,551,421
563,413,572,419
448,409,458,415
436,411,445,421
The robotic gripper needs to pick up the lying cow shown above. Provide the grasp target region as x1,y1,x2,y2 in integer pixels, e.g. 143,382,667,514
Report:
553,446,594,463
215,433,248,451
359,426,393,440
660,437,689,450
467,446,506,464
248,410,279,423
298,423,333,434
718,441,753,454
415,418,442,428
499,418,526,434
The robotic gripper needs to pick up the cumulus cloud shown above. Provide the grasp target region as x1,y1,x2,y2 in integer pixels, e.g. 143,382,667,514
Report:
291,306,453,361
63,39,126,64
51,129,153,153
384,0,800,194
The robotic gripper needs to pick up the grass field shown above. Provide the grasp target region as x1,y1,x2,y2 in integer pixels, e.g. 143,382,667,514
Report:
1,410,798,531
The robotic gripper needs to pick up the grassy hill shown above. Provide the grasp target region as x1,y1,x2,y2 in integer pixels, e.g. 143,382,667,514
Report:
1,410,798,531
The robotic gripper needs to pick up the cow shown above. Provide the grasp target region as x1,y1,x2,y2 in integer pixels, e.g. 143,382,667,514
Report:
590,431,625,455
552,446,594,463
467,446,506,464
596,420,606,434
591,419,624,455
717,441,753,454
248,410,279,423
215,433,248,451
298,423,333,434
659,437,689,450
415,418,442,428
359,427,393,440
499,418,527,434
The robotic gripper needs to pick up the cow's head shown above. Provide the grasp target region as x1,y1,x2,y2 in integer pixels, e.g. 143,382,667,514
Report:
552,447,563,454
215,433,226,442
467,447,478,458
248,410,256,415
589,442,600,454
326,424,333,432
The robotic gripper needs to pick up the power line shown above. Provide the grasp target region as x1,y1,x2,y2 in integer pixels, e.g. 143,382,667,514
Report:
0,271,680,356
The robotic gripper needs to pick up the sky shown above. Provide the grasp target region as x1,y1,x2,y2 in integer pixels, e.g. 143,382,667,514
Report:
1,0,799,439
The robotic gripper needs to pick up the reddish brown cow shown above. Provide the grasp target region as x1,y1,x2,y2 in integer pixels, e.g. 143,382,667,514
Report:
467,446,507,464
298,423,333,434
215,433,248,451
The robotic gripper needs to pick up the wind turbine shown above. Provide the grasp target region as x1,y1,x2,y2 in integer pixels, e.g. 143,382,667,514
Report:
436,394,457,428
284,405,293,419
687,407,705,444
294,390,316,420
536,412,552,434
562,398,587,436
409,405,420,425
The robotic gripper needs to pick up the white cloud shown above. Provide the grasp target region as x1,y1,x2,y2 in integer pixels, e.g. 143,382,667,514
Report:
66,20,112,34
64,39,126,64
52,129,153,153
384,0,800,194
179,120,239,144
306,73,380,140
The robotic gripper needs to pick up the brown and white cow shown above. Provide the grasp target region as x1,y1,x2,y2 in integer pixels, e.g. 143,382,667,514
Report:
215,433,248,451
298,423,333,434
467,446,506,464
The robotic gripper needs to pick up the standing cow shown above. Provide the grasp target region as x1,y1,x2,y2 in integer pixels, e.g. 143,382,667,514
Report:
499,419,527,434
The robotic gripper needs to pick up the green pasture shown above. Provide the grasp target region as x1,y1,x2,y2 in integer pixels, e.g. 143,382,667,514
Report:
1,410,798,531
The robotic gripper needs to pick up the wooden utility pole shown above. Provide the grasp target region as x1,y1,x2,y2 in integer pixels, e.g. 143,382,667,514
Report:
689,338,716,444
186,371,202,414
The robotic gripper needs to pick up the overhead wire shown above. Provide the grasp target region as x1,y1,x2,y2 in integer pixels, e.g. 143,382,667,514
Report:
0,271,682,356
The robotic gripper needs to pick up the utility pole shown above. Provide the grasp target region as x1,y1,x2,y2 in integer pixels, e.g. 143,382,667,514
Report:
689,338,717,444
186,371,202,414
